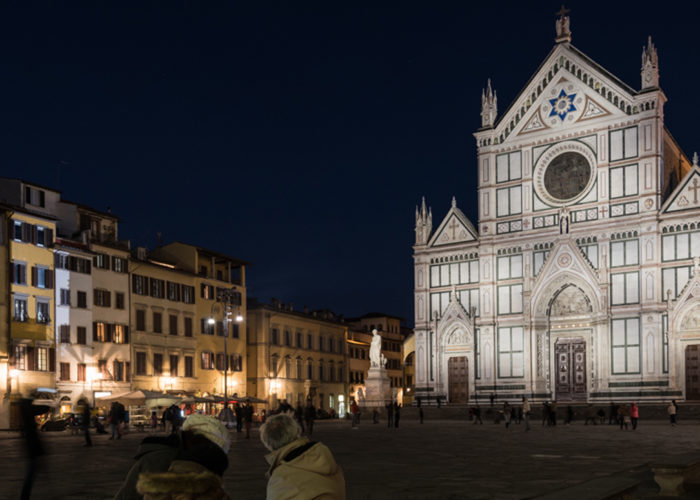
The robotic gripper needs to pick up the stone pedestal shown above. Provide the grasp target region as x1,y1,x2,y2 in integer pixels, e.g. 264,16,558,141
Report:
362,366,392,407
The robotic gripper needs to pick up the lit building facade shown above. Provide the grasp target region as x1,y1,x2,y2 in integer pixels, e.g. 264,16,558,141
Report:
247,300,348,415
413,14,700,405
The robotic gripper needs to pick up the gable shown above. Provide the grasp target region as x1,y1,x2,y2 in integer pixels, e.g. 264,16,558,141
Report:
662,165,700,214
492,44,643,146
428,201,478,248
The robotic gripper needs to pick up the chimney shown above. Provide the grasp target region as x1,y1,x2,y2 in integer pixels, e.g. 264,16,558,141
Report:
303,306,309,314
137,247,148,260
289,302,294,312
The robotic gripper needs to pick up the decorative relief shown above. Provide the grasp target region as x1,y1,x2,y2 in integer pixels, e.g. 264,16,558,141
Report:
520,110,548,134
532,140,597,208
681,306,700,330
577,96,610,122
446,329,469,345
557,253,572,268
550,285,592,316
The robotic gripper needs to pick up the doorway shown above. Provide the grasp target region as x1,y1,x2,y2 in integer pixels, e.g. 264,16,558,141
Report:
448,356,469,404
686,345,700,400
555,339,586,401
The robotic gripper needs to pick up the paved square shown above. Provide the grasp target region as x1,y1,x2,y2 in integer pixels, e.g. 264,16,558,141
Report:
1,416,699,499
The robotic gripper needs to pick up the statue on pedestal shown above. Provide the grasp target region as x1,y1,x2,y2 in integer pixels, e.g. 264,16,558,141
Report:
369,329,387,368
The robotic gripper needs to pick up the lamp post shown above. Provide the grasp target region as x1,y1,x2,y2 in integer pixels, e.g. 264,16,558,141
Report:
211,287,243,409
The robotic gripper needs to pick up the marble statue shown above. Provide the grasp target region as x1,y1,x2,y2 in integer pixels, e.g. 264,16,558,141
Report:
369,329,386,368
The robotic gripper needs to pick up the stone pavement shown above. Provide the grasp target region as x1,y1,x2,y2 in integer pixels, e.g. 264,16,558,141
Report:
1,417,700,499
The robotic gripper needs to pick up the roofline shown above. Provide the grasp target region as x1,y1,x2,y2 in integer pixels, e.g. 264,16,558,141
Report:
0,176,62,194
61,199,119,221
167,240,251,267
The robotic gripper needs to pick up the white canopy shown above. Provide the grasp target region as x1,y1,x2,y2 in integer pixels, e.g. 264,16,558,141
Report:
95,390,181,408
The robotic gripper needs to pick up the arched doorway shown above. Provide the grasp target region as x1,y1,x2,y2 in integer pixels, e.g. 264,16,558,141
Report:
685,345,700,400
448,356,468,404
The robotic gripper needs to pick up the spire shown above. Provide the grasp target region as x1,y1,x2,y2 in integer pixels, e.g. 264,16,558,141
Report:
415,196,433,246
693,152,698,168
641,36,659,89
481,79,497,128
451,196,457,208
555,5,571,44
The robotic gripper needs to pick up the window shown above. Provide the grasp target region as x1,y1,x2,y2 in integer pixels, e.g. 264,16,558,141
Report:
77,363,86,381
153,353,163,376
94,289,111,307
296,358,303,379
25,186,46,207
338,365,344,383
14,345,26,370
284,330,292,346
184,317,193,337
136,352,147,375
496,151,522,183
533,250,550,276
609,164,638,198
170,355,179,377
60,362,70,381
319,362,325,382
456,289,480,317
285,357,292,378
296,333,303,348
496,186,522,217
94,253,110,270
307,359,313,379
216,353,226,371
662,315,669,374
271,328,280,345
115,292,125,310
36,300,51,324
12,262,27,285
60,325,70,343
36,347,48,371
610,127,638,162
610,239,639,267
113,325,127,344
498,284,523,315
167,282,180,301
662,231,700,262
201,351,214,370
430,260,479,287
230,354,243,372
132,275,148,295
200,284,214,299
319,336,325,352
153,312,162,333
611,272,639,305
169,315,178,336
329,337,334,353
13,297,28,322
13,220,23,241
498,326,524,378
662,266,692,300
216,321,224,337
232,323,240,339
56,255,91,274
182,285,195,304
579,243,599,268
94,322,108,342
30,266,53,289
497,254,523,280
150,279,164,298
200,318,214,335
77,326,86,345
112,256,128,273
185,356,194,377
77,291,87,308
307,334,313,350
136,310,146,331
98,359,108,378
611,317,640,374
113,360,124,381
59,288,70,306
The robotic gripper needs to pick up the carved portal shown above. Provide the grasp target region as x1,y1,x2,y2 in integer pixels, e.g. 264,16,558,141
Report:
550,285,592,316
681,305,700,330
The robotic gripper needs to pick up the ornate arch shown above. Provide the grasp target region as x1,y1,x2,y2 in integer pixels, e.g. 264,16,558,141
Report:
531,271,601,317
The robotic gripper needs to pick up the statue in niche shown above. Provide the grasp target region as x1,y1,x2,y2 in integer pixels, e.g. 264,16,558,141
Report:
369,329,387,368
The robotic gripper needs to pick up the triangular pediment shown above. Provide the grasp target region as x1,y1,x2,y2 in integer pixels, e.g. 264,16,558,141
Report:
438,292,474,346
661,165,700,213
670,264,700,331
490,43,640,144
428,202,478,247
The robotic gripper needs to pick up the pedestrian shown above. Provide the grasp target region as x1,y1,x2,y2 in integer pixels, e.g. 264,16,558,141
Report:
608,401,618,425
150,411,158,432
130,415,232,500
437,397,441,409
109,401,125,440
503,402,512,429
294,403,305,434
393,401,401,428
630,402,639,430
597,408,606,424
618,404,630,430
489,393,495,407
549,401,558,426
419,407,424,424
260,413,345,500
20,398,47,500
417,396,422,408
584,404,597,425
516,406,523,424
304,399,316,437
522,397,531,431
236,403,244,433
350,400,360,429
667,401,677,426
243,402,254,439
372,408,378,424
386,401,394,428
565,405,573,425
83,403,93,447
541,402,550,427
473,404,483,425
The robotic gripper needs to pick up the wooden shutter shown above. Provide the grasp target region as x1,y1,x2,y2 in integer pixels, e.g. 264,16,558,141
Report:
93,321,98,342
31,266,37,287
49,348,55,372
46,228,54,247
124,325,129,344
105,324,113,343
27,346,36,371
125,361,131,382
46,270,54,289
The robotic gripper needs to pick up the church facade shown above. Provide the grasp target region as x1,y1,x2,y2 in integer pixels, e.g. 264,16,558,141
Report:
413,13,700,405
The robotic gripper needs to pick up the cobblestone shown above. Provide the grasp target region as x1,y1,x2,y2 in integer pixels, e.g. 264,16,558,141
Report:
1,417,699,499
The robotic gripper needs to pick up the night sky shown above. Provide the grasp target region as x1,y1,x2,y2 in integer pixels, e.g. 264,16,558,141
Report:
2,2,700,326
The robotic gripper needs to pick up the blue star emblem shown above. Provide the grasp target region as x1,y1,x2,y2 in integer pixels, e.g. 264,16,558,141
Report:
548,89,577,120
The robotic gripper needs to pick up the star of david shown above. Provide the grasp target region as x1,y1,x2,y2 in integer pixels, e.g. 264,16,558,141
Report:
548,89,577,120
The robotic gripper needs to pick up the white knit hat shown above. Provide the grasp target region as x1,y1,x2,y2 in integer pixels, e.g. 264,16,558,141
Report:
182,414,231,453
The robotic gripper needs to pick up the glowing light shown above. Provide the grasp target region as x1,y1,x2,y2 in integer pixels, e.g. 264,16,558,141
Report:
9,369,19,378
235,314,244,323
208,317,216,325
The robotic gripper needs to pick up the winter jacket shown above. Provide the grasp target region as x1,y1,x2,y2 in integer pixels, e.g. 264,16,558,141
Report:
265,437,345,500
136,460,230,500
630,404,639,418
114,434,181,500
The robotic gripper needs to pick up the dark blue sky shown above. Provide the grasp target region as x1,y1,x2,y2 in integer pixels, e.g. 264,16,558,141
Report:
2,2,699,325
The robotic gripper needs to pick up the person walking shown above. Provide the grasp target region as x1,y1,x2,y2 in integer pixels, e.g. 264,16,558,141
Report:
109,401,125,440
549,401,558,426
294,403,305,435
350,400,360,429
503,402,512,429
243,402,254,439
83,403,93,447
584,404,597,425
668,401,677,426
618,404,630,430
304,399,316,437
608,401,618,425
386,401,394,428
393,402,401,428
541,402,550,427
473,404,483,425
522,397,531,431
630,402,639,430
372,409,378,424
236,403,245,433
565,405,573,425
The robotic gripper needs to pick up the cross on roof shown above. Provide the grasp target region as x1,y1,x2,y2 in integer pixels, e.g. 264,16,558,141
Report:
556,5,570,18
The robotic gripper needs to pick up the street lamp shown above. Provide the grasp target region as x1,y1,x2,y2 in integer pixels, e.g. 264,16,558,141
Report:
212,287,243,409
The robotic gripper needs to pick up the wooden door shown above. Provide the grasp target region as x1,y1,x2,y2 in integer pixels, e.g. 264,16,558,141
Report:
448,356,468,404
555,340,586,401
686,345,700,400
